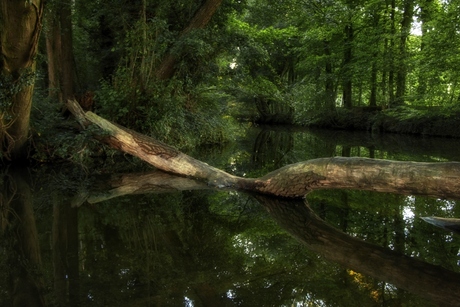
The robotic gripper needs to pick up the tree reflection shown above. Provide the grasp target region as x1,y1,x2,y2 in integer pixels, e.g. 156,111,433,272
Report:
1,166,460,306
0,168,46,306
254,194,460,306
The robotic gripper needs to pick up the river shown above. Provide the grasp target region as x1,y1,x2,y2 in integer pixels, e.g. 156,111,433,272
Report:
1,126,460,306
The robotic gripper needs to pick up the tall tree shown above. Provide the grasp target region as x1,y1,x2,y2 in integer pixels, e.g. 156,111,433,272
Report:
395,0,414,105
155,0,224,80
0,0,44,160
342,23,354,109
45,0,77,104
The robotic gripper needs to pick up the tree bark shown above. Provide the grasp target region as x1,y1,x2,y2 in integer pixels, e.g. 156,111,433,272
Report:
342,23,353,109
45,0,76,104
67,99,460,200
45,12,61,100
155,0,223,80
0,0,44,160
395,0,414,105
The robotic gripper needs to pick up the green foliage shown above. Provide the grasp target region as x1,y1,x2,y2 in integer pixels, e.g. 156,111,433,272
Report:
372,105,460,137
90,4,241,149
30,91,100,164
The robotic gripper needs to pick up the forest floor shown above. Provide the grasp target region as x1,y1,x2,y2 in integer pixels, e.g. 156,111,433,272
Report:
307,106,460,138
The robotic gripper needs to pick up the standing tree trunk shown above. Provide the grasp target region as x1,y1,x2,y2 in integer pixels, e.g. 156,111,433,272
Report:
395,0,414,105
45,0,76,105
45,11,61,100
388,0,396,106
369,10,380,107
0,0,44,160
416,0,434,102
342,23,353,109
155,0,223,80
324,40,335,111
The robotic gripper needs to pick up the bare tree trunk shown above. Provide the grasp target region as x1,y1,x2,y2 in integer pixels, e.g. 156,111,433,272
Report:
395,0,413,105
324,40,335,111
60,1,76,102
67,99,460,200
342,24,353,109
155,0,223,80
0,0,44,160
45,0,76,104
45,12,62,100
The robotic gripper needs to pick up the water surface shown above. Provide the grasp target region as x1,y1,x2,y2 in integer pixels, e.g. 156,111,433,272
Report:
1,127,460,306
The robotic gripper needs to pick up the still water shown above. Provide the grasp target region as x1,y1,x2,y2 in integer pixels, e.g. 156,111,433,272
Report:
1,126,460,306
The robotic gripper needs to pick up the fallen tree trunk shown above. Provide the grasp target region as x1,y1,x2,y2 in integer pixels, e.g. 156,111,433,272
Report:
67,99,460,199
64,167,460,306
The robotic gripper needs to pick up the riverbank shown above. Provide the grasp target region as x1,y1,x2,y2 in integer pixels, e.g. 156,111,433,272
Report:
306,106,460,138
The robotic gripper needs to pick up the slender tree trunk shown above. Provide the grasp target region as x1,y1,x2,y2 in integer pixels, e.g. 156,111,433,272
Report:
342,24,353,109
369,11,380,107
416,0,434,102
155,0,223,80
395,0,414,105
60,1,76,102
45,13,61,100
45,0,76,105
0,0,44,160
324,40,335,110
388,0,396,106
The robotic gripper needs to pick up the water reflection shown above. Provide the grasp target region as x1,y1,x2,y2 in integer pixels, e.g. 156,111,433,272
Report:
1,127,460,306
1,168,46,307
255,194,460,306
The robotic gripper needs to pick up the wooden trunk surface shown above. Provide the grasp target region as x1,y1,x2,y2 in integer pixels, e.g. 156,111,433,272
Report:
67,99,460,200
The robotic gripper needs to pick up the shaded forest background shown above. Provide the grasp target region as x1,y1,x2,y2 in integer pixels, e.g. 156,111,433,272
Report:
2,0,460,162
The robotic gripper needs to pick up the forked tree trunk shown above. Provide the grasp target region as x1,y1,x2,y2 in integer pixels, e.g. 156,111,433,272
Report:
155,0,223,80
0,0,44,160
67,99,460,200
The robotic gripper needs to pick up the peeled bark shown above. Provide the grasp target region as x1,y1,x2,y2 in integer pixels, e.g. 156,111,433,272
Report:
67,99,460,200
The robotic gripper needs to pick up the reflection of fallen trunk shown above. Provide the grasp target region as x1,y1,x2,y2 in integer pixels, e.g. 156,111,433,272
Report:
75,171,211,205
73,169,460,305
255,195,460,307
421,216,460,234
68,99,460,199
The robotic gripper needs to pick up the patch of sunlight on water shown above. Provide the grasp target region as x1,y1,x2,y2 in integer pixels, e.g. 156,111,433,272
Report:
184,296,194,307
403,196,415,222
